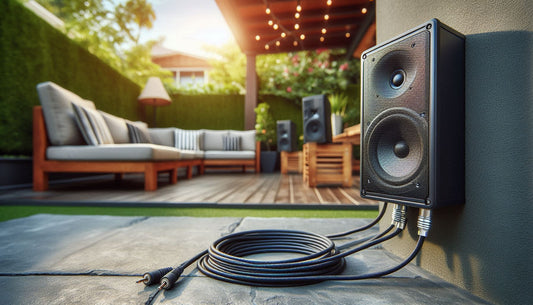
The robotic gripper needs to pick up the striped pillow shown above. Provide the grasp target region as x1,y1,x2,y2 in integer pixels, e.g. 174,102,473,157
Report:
126,122,152,143
72,103,114,145
223,135,241,151
175,129,201,150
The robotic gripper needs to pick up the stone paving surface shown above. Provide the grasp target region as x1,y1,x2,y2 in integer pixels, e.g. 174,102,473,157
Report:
0,215,491,304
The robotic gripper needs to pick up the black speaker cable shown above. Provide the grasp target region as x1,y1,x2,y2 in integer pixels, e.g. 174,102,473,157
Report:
141,206,431,305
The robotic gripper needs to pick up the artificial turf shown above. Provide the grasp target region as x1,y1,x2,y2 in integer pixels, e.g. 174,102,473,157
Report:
0,205,378,223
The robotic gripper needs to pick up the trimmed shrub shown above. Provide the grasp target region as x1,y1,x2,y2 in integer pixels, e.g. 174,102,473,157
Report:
0,0,140,155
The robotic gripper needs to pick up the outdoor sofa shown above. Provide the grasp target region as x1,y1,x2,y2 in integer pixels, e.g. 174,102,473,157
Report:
33,81,260,191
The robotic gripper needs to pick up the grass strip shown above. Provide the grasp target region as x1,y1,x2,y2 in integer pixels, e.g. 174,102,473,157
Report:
0,205,378,223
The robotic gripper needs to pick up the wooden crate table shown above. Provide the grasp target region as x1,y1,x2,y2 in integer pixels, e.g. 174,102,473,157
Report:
280,151,303,174
303,142,353,187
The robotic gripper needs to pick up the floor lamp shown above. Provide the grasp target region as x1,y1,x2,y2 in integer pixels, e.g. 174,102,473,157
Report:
138,77,171,127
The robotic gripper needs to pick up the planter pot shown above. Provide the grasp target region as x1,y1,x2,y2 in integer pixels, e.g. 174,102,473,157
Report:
331,114,343,136
260,151,279,173
0,157,33,187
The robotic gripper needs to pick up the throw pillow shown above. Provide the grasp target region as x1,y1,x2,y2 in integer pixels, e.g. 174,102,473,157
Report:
223,135,241,151
175,129,201,150
82,105,114,144
126,122,152,143
72,103,98,145
72,102,114,145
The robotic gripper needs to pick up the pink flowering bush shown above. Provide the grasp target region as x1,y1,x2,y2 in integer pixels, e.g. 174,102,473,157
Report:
257,49,359,104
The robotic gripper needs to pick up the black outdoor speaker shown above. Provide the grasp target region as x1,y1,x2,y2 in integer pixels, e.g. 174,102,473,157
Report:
302,94,331,144
277,120,297,152
360,19,465,209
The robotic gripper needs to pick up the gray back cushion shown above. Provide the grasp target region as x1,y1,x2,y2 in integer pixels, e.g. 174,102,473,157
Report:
99,111,130,144
203,130,229,151
229,130,256,151
150,128,176,147
37,82,96,146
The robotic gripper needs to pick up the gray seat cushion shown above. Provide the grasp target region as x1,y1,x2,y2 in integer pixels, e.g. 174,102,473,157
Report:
46,144,184,161
37,81,96,146
204,150,255,160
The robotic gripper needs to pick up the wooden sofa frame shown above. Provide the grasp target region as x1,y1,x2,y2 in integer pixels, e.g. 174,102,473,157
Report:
33,106,203,191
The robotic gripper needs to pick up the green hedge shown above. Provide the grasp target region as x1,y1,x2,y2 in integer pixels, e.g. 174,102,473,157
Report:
0,0,140,155
157,94,245,130
0,0,342,155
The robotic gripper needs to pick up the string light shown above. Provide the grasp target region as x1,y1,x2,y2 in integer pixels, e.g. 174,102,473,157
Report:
293,41,298,46
273,23,279,30
295,12,300,19
255,35,260,41
265,44,270,50
320,36,325,42
345,32,351,38
268,20,273,26
321,28,327,34
294,23,300,30
296,0,302,12
327,0,332,5
266,7,270,14
276,41,280,46
362,8,368,14
300,34,305,40
324,14,329,20
281,32,286,38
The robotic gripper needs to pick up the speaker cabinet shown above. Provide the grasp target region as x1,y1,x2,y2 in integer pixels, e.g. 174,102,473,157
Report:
303,94,332,144
277,120,297,152
360,19,465,209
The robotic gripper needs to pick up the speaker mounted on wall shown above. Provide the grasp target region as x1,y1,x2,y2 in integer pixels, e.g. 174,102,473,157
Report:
302,94,332,144
360,19,465,209
277,120,297,152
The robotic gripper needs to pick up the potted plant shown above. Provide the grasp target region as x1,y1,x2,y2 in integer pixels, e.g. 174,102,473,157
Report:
254,102,278,172
329,93,348,136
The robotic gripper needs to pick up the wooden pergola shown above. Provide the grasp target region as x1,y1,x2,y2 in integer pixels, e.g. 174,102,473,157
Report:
215,0,376,129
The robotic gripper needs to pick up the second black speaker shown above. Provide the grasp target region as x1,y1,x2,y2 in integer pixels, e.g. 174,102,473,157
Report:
302,94,331,144
277,120,296,152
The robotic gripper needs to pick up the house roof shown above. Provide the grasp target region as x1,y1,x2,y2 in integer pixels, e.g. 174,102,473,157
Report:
215,0,376,57
151,44,210,61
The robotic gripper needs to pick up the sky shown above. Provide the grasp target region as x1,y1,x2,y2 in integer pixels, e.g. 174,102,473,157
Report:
140,0,235,57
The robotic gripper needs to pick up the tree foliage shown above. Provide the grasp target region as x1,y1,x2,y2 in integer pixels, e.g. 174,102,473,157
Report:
33,0,169,84
201,42,360,105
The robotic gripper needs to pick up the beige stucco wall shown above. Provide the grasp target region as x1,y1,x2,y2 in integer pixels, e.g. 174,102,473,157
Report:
375,1,532,304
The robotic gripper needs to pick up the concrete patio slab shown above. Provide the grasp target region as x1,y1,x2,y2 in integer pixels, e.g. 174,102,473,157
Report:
0,215,491,304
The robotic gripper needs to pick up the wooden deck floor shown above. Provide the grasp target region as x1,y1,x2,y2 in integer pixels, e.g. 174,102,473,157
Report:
0,172,378,208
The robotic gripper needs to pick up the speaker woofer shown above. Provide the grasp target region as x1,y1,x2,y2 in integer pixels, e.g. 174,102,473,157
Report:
304,117,323,142
365,107,427,190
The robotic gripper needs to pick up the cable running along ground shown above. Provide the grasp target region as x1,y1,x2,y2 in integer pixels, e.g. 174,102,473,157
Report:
140,205,431,305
